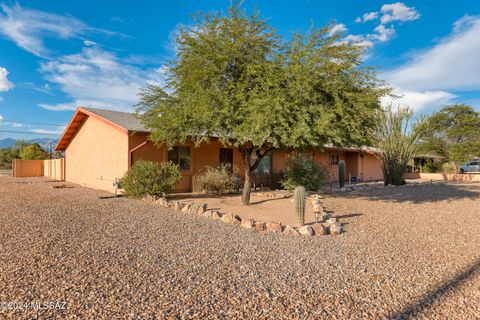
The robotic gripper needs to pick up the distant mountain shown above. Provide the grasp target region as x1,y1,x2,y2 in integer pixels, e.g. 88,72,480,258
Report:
0,138,15,148
0,138,57,150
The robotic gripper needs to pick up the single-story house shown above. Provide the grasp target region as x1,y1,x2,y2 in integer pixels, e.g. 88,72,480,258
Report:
55,107,383,193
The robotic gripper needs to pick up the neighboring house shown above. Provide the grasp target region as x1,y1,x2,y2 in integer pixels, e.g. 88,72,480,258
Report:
55,107,383,193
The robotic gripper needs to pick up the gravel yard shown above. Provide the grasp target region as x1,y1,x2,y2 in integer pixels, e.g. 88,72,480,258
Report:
0,177,479,319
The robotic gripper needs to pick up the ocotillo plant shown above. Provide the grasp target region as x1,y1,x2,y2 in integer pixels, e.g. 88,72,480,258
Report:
294,186,306,226
339,160,346,188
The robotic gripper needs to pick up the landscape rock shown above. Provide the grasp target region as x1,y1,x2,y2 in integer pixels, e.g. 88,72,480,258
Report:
283,225,300,236
315,224,328,235
298,225,314,236
181,204,191,213
312,199,323,212
210,211,222,221
171,201,182,211
254,222,266,231
189,203,199,214
329,222,343,235
220,213,241,225
321,212,331,222
326,218,337,225
265,222,282,233
196,203,207,215
240,219,255,229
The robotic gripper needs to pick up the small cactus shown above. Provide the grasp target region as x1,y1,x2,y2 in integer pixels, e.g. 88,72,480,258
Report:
294,186,306,226
338,160,346,188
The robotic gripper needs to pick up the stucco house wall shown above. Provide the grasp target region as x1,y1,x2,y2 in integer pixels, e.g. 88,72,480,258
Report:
65,116,129,191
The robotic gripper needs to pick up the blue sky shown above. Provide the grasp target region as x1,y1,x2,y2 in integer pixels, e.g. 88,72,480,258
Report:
0,0,479,140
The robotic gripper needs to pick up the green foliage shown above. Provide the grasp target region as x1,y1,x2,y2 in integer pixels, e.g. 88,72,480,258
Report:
441,162,457,174
420,104,480,164
374,106,431,186
0,148,14,169
281,154,327,191
338,160,346,188
121,161,181,197
294,185,306,226
420,160,443,173
136,3,389,205
192,164,240,194
19,143,46,160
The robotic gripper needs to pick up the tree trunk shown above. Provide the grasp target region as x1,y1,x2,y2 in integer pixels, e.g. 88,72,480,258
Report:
242,169,253,205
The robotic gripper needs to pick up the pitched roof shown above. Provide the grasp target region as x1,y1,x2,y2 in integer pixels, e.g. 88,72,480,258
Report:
55,107,150,151
81,107,149,132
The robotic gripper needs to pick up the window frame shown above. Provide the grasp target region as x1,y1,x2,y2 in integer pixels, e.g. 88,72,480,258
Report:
330,153,340,165
167,146,191,171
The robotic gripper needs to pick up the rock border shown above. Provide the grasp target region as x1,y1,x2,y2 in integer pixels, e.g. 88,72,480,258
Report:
144,195,344,237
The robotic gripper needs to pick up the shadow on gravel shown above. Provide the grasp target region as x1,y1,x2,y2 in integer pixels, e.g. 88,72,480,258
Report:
389,257,480,319
337,182,480,204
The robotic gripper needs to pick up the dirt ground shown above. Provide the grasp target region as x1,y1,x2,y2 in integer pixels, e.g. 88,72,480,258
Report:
0,176,479,319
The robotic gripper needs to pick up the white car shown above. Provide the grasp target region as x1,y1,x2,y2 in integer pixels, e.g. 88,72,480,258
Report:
459,160,480,173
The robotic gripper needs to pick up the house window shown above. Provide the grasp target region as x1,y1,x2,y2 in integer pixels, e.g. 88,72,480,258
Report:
330,154,339,165
219,148,233,168
168,146,190,170
254,151,272,176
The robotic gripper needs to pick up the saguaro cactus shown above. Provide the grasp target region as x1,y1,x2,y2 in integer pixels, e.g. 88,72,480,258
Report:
339,160,346,188
294,186,306,226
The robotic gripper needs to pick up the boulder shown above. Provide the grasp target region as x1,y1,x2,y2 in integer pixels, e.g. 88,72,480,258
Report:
329,222,343,235
155,197,168,206
265,222,283,233
298,225,314,236
211,211,222,221
196,203,207,215
202,210,213,219
325,218,337,225
312,199,323,213
283,225,299,236
220,213,241,225
189,204,199,215
254,222,266,231
181,204,191,213
321,212,331,222
172,201,182,211
315,224,328,235
240,219,255,229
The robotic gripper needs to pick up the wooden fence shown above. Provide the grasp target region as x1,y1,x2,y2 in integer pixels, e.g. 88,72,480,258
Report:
12,159,64,180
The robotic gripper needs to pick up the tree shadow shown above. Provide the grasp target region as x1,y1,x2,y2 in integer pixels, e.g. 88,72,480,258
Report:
388,257,480,319
336,181,480,204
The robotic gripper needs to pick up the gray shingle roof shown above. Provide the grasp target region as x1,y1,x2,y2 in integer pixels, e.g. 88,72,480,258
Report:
83,107,150,132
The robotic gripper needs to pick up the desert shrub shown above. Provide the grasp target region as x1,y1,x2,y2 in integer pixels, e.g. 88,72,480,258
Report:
121,160,181,197
442,162,457,173
192,164,239,194
281,154,327,191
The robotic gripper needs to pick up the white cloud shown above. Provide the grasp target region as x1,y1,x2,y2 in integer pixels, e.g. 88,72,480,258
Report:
381,88,456,112
30,127,64,135
0,114,3,121
0,3,119,57
380,2,420,24
0,67,14,92
342,34,374,48
0,3,87,57
40,47,165,112
356,12,379,23
373,24,396,42
329,23,348,36
38,103,76,111
354,3,420,45
385,15,480,92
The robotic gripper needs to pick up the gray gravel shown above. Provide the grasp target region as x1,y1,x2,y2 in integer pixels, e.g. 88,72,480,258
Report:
0,177,479,319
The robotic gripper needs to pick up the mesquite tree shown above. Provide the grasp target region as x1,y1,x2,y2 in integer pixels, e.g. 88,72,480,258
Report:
137,4,388,204
374,106,431,185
